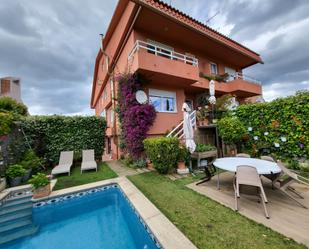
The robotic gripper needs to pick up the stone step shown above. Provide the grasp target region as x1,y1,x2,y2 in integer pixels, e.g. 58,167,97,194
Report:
0,203,32,216
0,224,38,245
0,218,32,233
2,194,32,208
0,209,32,224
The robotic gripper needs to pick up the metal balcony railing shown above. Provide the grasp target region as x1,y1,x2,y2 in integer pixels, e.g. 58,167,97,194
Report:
128,40,199,67
235,72,261,85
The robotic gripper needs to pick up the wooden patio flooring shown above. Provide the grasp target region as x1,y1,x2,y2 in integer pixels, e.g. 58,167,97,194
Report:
187,172,309,247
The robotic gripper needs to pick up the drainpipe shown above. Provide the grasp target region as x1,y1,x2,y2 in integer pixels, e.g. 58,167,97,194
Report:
111,5,142,159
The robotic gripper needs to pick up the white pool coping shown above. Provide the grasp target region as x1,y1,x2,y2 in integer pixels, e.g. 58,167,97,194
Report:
32,177,197,249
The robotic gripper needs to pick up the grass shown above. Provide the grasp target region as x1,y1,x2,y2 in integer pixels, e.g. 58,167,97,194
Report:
53,162,118,190
128,172,306,249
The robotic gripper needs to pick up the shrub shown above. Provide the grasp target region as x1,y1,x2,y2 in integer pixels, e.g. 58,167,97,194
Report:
6,164,26,178
195,143,217,152
0,97,28,116
21,115,106,164
29,173,50,189
19,150,44,173
218,116,247,144
0,112,14,135
235,90,309,159
143,137,179,174
133,159,147,168
0,97,28,136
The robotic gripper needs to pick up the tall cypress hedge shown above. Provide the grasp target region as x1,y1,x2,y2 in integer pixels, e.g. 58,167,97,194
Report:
235,91,308,159
21,116,106,164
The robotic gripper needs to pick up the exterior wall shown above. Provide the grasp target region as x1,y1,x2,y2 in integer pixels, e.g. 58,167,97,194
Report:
0,78,22,103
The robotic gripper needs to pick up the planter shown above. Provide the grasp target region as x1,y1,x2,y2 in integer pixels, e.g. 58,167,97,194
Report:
191,150,218,159
177,161,186,170
147,162,154,171
8,176,23,187
22,169,32,182
32,184,51,199
0,178,7,192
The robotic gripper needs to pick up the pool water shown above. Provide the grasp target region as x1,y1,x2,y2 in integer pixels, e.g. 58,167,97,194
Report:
3,185,161,249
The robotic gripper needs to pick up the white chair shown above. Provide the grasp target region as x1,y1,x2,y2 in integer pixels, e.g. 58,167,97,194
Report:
81,150,97,173
51,151,74,176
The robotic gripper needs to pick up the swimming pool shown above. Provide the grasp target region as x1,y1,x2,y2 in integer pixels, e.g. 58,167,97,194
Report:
3,184,162,249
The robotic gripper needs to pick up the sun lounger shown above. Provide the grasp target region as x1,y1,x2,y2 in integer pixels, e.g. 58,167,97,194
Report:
275,161,309,209
234,165,269,218
81,150,97,173
51,151,74,176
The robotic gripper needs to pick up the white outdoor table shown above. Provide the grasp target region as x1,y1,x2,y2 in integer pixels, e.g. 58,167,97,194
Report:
213,157,282,189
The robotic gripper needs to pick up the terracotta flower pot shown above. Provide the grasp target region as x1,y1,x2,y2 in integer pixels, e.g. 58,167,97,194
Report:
147,162,154,171
177,161,186,170
33,184,51,199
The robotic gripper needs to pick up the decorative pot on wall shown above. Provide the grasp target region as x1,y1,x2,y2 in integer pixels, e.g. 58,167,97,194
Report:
32,184,51,199
22,169,32,182
9,176,23,187
177,161,186,170
0,178,7,192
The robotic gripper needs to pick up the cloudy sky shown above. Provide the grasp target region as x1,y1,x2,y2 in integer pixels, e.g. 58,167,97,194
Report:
0,0,308,115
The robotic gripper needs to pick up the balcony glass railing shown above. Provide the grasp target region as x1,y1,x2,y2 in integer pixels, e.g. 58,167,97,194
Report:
234,72,261,85
128,40,199,67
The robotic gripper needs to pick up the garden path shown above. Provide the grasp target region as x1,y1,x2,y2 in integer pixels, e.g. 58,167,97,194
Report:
106,160,149,177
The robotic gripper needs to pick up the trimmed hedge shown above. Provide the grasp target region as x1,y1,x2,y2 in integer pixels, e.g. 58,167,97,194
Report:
143,137,179,174
235,91,309,158
21,116,106,164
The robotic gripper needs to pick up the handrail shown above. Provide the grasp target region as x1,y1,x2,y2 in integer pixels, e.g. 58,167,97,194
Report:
128,40,199,67
167,110,196,138
235,72,261,85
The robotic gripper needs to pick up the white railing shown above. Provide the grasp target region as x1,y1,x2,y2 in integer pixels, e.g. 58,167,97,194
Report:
235,72,261,85
128,40,199,67
166,110,196,139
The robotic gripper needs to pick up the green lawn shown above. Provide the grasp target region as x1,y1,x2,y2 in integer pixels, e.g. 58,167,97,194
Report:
128,172,306,249
53,162,118,190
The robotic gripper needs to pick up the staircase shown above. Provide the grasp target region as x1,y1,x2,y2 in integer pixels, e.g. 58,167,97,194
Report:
167,110,196,139
0,187,38,246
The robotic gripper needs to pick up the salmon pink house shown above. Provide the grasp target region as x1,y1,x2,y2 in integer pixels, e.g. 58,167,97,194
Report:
91,0,263,160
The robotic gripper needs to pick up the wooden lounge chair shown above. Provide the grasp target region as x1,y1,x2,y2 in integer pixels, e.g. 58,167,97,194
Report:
234,165,269,218
81,150,97,173
236,153,251,158
275,161,309,209
51,151,74,176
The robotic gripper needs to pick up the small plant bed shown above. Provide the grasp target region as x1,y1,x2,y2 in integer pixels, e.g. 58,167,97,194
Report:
128,172,306,249
53,162,118,191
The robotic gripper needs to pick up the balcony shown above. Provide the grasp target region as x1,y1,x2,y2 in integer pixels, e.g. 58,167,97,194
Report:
128,40,200,85
192,72,262,97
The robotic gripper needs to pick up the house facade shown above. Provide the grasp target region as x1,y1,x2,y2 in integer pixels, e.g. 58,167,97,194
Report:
0,77,22,103
91,0,263,160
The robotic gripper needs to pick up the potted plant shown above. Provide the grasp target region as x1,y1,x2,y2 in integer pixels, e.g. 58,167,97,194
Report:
192,143,217,158
217,116,247,156
19,150,44,182
6,164,26,187
196,106,209,126
29,173,51,199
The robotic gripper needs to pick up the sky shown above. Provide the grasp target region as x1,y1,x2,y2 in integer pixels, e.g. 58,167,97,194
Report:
0,0,308,115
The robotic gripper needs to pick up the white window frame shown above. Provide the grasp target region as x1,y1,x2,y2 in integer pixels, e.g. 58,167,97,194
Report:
149,89,177,113
210,62,218,75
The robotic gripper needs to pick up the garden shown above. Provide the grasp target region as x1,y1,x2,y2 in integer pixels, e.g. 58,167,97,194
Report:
0,96,113,193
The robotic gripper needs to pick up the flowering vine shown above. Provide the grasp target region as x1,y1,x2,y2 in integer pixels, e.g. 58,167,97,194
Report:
116,73,156,159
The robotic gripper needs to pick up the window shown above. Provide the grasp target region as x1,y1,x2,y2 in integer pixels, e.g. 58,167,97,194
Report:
210,62,218,75
147,40,174,59
101,109,106,118
149,89,177,113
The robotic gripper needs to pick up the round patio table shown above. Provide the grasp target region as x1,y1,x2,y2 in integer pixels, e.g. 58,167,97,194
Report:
213,157,281,189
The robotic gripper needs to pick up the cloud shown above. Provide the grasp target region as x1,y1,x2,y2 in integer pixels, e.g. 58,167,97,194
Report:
0,0,308,115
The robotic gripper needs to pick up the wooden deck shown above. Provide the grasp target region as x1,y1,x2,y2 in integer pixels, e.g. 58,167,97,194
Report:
187,172,309,247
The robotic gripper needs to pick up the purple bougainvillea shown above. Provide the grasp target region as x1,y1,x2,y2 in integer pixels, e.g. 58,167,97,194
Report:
116,73,156,159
